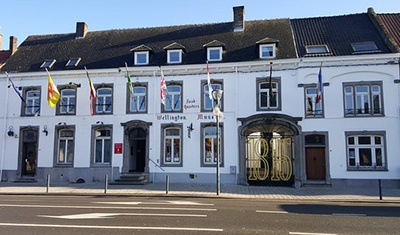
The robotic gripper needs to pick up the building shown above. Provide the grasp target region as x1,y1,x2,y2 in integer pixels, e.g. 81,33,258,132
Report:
1,6,399,188
0,35,17,69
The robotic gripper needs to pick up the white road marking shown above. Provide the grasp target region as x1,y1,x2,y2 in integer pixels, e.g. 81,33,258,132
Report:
256,210,288,214
0,204,217,211
0,223,223,232
332,213,367,217
94,201,214,206
38,212,207,219
289,232,337,235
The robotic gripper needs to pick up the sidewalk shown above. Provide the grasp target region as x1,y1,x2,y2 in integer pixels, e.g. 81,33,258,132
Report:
0,181,399,202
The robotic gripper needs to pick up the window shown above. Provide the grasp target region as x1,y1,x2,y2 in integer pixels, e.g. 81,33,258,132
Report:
128,85,147,113
65,58,81,67
305,45,329,54
207,47,222,61
346,132,386,170
201,124,223,167
96,86,113,114
134,51,149,65
40,59,56,69
305,86,323,117
256,78,280,111
343,82,383,116
351,42,378,53
23,87,41,116
58,88,76,115
167,50,182,64
163,84,182,112
161,125,182,166
56,127,75,165
93,127,112,165
202,81,223,111
259,44,276,59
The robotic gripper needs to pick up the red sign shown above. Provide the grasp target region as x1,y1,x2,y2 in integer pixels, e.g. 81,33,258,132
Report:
114,143,123,154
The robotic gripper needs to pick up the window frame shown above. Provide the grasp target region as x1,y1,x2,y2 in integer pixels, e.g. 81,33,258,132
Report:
345,131,387,171
22,86,41,116
160,124,183,167
207,47,222,61
200,122,224,167
201,80,223,112
54,125,75,167
167,49,182,64
256,77,281,111
95,84,113,115
162,82,183,113
343,81,384,117
56,86,77,115
305,45,329,54
304,85,324,118
134,51,149,65
91,125,113,166
259,44,276,59
127,83,148,114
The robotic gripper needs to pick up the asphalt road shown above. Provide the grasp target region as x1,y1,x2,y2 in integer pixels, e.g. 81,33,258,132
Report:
0,195,399,234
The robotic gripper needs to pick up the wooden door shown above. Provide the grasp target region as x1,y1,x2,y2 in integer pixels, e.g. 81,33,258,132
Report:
305,147,325,180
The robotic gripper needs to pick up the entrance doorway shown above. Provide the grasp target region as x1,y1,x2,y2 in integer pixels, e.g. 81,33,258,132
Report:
20,128,38,177
128,128,147,172
305,147,326,180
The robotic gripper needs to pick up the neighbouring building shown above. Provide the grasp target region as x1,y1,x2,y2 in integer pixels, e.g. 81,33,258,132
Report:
1,6,399,189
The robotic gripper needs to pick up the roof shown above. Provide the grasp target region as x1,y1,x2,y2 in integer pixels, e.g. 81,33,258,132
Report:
1,19,297,73
290,13,391,57
0,51,11,67
375,13,400,52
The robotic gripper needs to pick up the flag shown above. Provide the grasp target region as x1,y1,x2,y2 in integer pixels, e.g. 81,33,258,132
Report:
125,62,133,95
5,72,26,103
85,67,96,115
268,62,273,97
160,68,168,106
316,64,323,104
206,60,213,100
45,69,60,107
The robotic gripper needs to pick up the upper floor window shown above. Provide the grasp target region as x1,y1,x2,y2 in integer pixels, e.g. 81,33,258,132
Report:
256,78,281,111
202,81,223,111
23,87,41,116
346,131,386,171
58,88,76,115
161,125,182,167
207,47,222,61
163,83,182,112
134,51,149,65
167,49,182,64
305,86,323,118
56,127,75,166
128,85,147,113
96,86,113,114
93,127,112,165
343,82,383,117
259,44,276,59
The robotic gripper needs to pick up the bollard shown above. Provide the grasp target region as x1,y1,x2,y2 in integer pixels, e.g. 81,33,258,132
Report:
46,174,50,193
104,175,108,194
165,175,169,194
378,179,382,200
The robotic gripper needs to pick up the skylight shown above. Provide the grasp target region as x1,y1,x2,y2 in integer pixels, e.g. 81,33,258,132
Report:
351,42,378,52
305,45,329,54
40,59,56,69
65,58,81,67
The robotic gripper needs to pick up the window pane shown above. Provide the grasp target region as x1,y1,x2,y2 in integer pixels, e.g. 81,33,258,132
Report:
104,139,111,163
359,148,372,166
95,140,102,163
374,136,381,145
348,136,355,145
358,136,371,145
209,49,220,60
376,148,382,166
261,46,273,57
173,139,180,162
165,139,172,162
348,148,355,166
59,140,66,163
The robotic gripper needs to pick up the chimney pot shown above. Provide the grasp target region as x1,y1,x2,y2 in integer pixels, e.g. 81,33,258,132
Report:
9,36,17,54
76,22,88,38
233,6,245,32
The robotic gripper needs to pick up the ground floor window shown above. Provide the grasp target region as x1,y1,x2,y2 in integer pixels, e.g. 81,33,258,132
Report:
56,126,75,165
201,123,223,167
161,124,182,166
346,131,386,170
93,126,112,165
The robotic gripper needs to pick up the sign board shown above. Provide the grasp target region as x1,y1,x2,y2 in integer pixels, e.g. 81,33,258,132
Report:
114,143,123,154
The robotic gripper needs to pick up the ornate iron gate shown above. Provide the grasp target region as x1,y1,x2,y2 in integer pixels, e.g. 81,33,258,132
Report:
246,133,294,186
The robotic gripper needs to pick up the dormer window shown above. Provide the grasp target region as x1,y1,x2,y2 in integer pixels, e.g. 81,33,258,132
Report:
259,44,276,59
167,50,182,64
306,45,329,54
65,58,81,67
134,51,149,65
40,59,56,69
207,47,222,61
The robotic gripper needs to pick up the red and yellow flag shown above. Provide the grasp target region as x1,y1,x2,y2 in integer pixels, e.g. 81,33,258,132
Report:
46,69,60,107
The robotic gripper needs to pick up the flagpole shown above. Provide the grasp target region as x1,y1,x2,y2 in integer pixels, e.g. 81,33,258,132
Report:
0,73,11,182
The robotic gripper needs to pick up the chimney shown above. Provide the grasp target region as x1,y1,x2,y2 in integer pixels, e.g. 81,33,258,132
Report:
76,22,88,38
9,36,17,54
233,6,245,32
0,34,2,50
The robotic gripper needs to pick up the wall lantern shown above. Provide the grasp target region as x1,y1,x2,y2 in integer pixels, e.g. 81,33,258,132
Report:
7,126,14,137
187,123,194,138
42,125,48,136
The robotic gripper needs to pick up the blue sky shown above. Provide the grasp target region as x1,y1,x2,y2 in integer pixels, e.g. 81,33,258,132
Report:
1,0,399,49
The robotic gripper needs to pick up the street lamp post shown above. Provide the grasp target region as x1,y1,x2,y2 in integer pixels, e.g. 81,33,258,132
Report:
212,89,223,196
